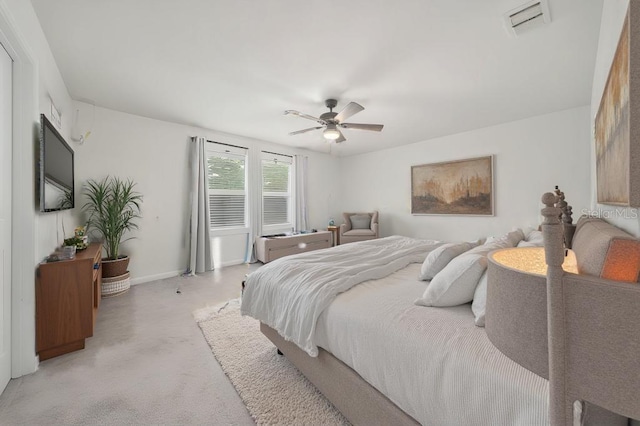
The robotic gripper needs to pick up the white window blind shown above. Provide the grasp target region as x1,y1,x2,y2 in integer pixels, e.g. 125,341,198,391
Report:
207,144,248,230
262,152,292,228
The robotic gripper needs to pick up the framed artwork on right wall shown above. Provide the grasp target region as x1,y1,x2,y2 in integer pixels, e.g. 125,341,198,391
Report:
595,3,640,206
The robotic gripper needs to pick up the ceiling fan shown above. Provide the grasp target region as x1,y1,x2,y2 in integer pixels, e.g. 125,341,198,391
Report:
284,99,384,143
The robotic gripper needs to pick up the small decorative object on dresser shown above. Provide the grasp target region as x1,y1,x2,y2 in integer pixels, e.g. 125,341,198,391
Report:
60,244,76,260
83,176,143,297
74,225,89,247
327,225,339,246
63,236,87,251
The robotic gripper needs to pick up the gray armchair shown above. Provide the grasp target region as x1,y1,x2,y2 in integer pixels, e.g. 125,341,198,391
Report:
339,211,379,244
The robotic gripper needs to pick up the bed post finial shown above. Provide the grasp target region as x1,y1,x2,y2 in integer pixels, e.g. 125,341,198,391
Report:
541,192,563,266
541,192,560,224
542,192,570,426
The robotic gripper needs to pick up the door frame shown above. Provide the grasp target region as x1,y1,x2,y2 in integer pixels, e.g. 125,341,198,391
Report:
0,3,39,378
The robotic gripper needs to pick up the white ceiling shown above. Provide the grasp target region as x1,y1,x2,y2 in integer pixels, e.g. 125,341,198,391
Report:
31,0,603,156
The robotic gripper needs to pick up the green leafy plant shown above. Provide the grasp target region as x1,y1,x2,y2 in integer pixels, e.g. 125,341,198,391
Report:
82,177,143,260
63,236,86,250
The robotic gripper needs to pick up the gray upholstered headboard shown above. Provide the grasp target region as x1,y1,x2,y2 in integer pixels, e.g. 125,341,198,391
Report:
542,195,640,426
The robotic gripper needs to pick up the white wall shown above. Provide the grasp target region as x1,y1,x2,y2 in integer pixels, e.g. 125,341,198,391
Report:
338,106,591,242
589,0,640,236
3,0,75,261
73,101,341,283
1,0,73,377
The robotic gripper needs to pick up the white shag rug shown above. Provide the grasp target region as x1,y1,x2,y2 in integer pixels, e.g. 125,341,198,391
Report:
195,299,349,426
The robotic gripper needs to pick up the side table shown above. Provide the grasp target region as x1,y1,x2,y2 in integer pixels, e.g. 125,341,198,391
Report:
327,225,339,246
486,247,577,379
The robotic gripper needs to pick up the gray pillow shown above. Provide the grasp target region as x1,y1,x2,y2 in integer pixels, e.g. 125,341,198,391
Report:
350,214,371,230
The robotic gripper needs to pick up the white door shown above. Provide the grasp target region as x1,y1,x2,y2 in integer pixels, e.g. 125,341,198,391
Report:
0,43,12,392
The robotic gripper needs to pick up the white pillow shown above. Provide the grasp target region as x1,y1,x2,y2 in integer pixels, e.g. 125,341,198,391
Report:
415,229,524,308
523,226,538,239
528,229,543,242
517,240,537,247
484,229,525,247
471,270,488,327
505,228,526,246
415,254,487,307
517,230,544,247
419,242,476,281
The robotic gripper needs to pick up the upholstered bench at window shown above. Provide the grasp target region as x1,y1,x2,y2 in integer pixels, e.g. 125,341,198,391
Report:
339,211,379,244
255,231,332,263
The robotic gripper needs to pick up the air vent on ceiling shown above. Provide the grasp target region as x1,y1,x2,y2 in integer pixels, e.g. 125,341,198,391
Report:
504,0,551,37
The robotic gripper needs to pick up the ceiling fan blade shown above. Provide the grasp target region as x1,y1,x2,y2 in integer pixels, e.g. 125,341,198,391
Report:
289,126,323,136
334,102,364,122
284,110,326,125
335,129,346,143
340,123,384,132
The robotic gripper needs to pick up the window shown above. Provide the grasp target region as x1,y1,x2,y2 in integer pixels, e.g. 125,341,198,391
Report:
262,152,293,230
207,144,248,230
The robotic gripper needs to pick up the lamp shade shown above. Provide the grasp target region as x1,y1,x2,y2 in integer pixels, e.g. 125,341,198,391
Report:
323,124,340,140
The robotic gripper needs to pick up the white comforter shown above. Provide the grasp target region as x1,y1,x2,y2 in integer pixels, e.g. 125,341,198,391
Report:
240,236,441,356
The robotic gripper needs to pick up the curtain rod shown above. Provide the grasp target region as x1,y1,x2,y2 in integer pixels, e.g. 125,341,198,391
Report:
201,139,293,158
262,150,293,158
205,139,248,150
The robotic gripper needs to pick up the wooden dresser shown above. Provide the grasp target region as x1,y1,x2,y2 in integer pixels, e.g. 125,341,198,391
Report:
36,243,102,361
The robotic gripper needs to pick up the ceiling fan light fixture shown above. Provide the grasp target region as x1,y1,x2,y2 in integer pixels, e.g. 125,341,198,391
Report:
286,100,383,144
323,125,340,140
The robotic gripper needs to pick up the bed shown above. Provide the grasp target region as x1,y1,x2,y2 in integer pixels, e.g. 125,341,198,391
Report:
241,194,640,426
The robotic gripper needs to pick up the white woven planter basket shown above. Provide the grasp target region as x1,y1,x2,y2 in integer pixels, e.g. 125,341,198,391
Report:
102,272,130,298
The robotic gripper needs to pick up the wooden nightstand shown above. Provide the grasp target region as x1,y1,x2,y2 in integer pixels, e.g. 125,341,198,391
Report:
327,225,339,246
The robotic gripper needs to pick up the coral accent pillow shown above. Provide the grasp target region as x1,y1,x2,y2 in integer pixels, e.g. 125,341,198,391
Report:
601,239,640,282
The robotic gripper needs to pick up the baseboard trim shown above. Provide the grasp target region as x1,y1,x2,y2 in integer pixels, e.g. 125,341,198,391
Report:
130,262,247,285
130,270,184,286
219,259,246,268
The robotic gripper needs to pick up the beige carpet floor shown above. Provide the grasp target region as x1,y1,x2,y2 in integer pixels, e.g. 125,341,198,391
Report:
196,300,349,426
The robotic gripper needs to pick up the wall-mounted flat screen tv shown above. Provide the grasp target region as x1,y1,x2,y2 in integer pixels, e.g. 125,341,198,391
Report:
39,114,74,212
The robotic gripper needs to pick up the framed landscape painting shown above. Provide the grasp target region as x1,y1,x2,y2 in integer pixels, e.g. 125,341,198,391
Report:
411,156,493,215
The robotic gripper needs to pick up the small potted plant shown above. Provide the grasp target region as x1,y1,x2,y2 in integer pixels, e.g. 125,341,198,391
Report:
63,236,87,251
83,176,143,296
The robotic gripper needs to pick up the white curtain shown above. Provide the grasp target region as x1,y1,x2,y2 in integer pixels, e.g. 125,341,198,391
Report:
188,136,213,274
246,149,263,262
294,154,309,231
